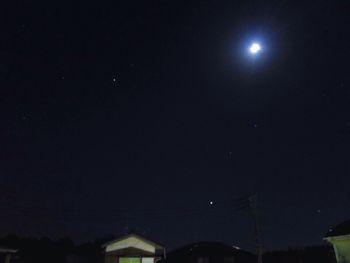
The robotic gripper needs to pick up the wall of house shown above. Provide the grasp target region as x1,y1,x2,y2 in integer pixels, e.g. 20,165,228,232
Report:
105,254,118,263
332,238,350,263
105,256,155,263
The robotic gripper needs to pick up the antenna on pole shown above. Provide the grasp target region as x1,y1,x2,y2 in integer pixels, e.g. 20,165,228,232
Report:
123,213,130,234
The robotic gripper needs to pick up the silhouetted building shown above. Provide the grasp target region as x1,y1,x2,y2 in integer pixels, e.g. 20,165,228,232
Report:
0,247,17,263
166,242,255,263
325,219,350,263
102,234,165,263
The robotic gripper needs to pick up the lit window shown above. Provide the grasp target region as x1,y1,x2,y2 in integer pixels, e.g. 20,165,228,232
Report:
119,258,141,263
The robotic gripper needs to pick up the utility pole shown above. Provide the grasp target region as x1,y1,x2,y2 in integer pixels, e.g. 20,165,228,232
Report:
248,195,263,263
236,194,263,263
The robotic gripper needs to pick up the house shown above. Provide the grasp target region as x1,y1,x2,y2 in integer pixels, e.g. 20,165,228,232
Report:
166,241,255,263
324,219,350,263
102,234,165,263
0,247,17,263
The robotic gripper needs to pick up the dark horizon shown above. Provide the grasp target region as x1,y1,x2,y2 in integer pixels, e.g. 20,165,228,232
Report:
0,232,333,253
1,0,350,252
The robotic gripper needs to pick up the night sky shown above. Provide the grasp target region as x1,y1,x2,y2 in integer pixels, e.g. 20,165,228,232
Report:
1,0,350,251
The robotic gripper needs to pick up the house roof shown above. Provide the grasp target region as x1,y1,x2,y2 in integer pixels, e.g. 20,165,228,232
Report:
325,219,350,238
0,247,17,254
168,241,255,259
102,233,164,249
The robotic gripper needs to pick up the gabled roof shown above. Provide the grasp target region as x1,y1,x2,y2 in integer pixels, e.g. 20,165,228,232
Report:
325,219,350,238
102,233,164,249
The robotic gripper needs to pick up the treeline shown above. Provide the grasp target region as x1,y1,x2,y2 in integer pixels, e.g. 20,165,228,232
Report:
263,246,336,263
0,235,114,263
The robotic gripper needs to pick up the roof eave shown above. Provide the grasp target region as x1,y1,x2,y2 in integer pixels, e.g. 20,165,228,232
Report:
102,234,164,249
324,233,350,241
0,248,18,254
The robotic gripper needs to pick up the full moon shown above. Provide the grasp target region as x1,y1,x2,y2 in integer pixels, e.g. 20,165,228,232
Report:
249,42,261,54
